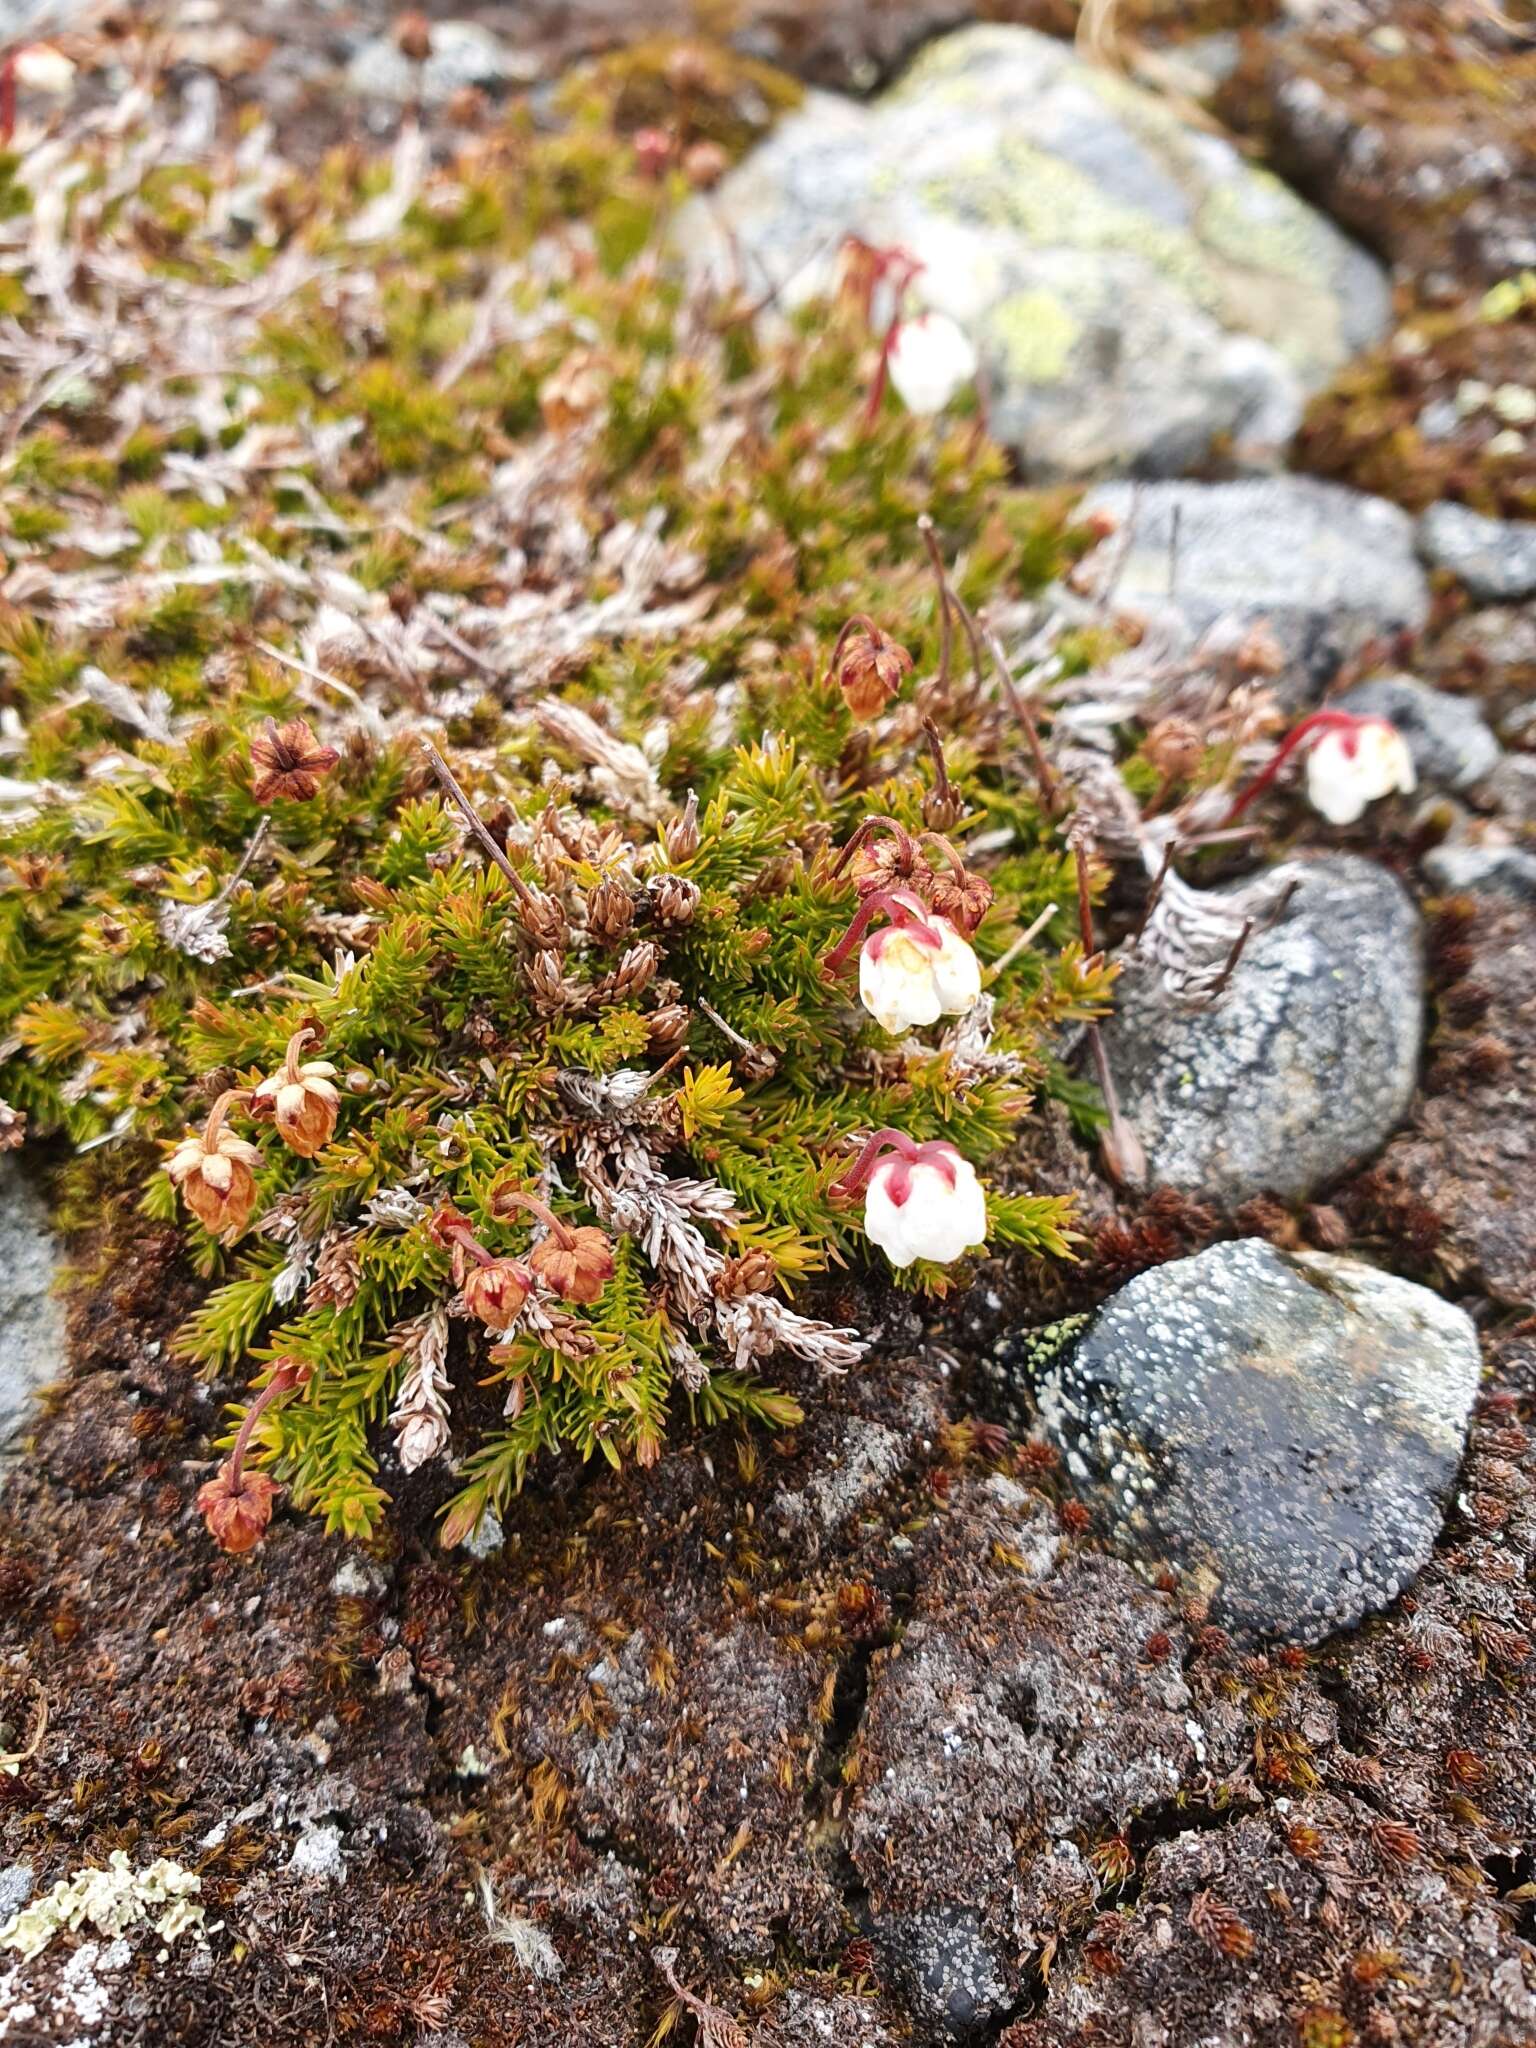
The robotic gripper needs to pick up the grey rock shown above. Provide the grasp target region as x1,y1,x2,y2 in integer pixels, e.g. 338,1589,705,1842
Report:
0,1157,65,1462
682,25,1390,478
345,21,522,105
878,1906,1011,2041
993,1241,1481,1644
1335,673,1501,792
1102,855,1424,1209
1420,501,1536,604
1477,754,1536,824
0,1863,33,1923
1424,843,1536,901
1076,477,1430,702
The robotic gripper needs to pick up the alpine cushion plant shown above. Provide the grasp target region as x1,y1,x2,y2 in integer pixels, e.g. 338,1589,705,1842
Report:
0,64,1105,1552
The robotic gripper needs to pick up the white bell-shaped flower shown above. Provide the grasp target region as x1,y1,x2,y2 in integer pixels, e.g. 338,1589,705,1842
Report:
1305,717,1416,826
858,895,980,1035
886,311,979,417
13,44,76,93
864,1142,988,1268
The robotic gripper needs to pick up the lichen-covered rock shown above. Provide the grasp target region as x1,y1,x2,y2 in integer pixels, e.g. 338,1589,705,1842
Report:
1075,477,1430,702
1335,673,1500,793
1101,855,1423,1209
878,1906,1012,2041
1420,503,1536,605
0,1159,64,1463
345,20,520,104
682,25,1390,476
988,1240,1480,1645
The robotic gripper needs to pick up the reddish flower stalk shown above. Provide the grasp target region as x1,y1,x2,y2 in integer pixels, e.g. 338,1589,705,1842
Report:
822,888,943,978
223,1358,308,1497
828,813,918,883
857,244,923,427
1222,709,1365,825
0,54,15,147
829,1127,959,1204
493,1186,577,1249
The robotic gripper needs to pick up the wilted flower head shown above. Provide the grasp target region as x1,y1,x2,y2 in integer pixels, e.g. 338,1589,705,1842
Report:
540,350,609,435
529,1224,615,1305
633,126,674,178
167,1090,262,1240
828,616,913,723
249,717,340,805
253,1027,340,1158
460,1257,531,1330
393,9,433,61
682,140,729,190
197,1467,281,1555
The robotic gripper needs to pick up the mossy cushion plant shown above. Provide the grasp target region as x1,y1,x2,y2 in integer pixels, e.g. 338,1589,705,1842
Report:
0,63,1106,1552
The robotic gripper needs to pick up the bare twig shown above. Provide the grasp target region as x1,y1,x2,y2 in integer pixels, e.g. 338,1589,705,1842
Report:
419,737,533,902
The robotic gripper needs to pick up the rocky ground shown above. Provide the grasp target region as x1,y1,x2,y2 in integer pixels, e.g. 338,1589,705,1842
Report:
2,1,1536,2045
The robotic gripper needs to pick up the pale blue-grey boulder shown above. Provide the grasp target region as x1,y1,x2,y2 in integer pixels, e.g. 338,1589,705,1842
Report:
1076,477,1430,701
682,25,1391,477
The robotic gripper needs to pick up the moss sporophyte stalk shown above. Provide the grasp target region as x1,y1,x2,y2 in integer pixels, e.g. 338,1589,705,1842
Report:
0,78,1107,1553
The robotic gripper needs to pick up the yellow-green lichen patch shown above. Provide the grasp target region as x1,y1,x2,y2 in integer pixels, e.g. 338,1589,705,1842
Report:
989,291,1081,385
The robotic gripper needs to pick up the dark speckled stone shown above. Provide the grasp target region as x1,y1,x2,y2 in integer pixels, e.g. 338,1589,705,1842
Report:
986,1240,1481,1646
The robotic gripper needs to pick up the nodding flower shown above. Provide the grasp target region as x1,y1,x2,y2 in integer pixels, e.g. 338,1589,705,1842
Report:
824,886,981,1034
830,1128,988,1269
1226,710,1415,829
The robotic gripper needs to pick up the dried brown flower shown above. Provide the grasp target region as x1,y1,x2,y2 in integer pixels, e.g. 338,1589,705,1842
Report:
460,1257,531,1331
1144,716,1204,781
540,350,608,434
928,867,992,937
830,620,912,722
681,139,729,190
249,717,339,805
167,1090,262,1239
529,1225,614,1305
197,1468,281,1555
715,1249,777,1300
253,1027,340,1158
0,1098,25,1151
592,941,659,1004
394,11,433,61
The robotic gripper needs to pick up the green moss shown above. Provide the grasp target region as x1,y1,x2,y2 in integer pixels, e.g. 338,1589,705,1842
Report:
0,68,1101,1555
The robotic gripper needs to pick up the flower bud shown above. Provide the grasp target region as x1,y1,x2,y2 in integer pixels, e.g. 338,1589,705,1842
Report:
249,717,340,805
529,1225,615,1306
650,873,700,927
633,126,674,179
253,1030,340,1159
197,1467,281,1555
832,624,912,723
663,792,699,864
